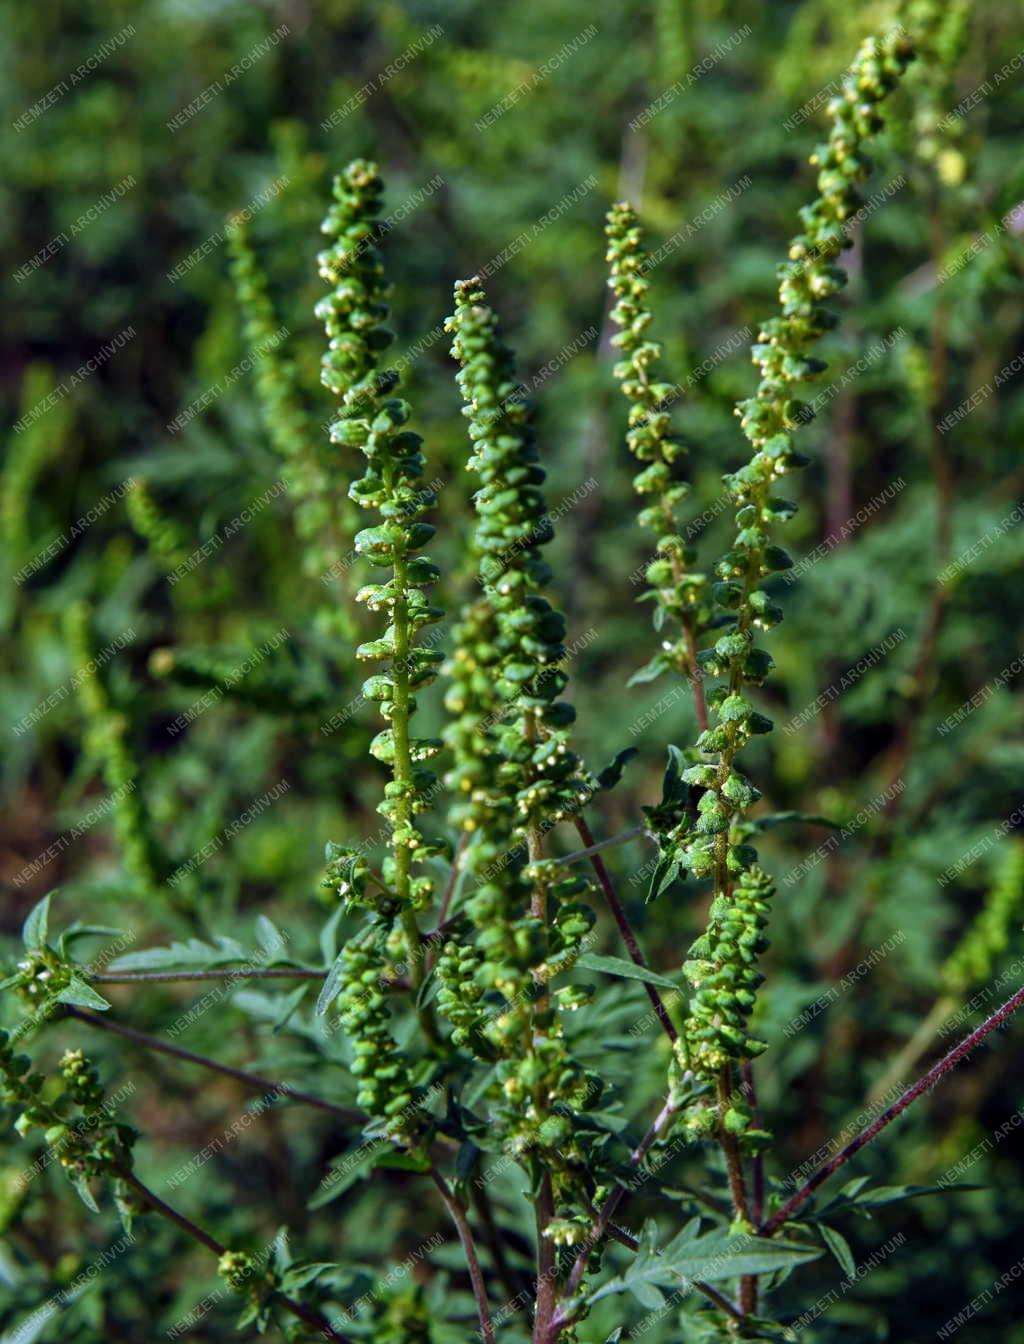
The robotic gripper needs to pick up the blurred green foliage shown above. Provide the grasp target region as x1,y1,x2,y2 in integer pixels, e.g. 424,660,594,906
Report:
2,0,1024,1340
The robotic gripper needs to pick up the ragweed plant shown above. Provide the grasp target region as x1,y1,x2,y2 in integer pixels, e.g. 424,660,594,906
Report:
7,20,1024,1344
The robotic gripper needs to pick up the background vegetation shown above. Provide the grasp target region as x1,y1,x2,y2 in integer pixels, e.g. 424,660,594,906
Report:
2,0,1023,1339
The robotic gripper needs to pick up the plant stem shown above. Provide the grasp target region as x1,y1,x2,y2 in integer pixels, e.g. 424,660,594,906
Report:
766,979,1024,1234
550,1091,680,1338
64,1006,363,1123
472,1182,533,1308
116,1168,351,1342
533,1172,557,1344
865,993,957,1110
574,816,677,1044
391,552,441,1047
432,1170,495,1344
425,832,469,974
553,824,650,868
741,1060,765,1226
715,1068,750,1220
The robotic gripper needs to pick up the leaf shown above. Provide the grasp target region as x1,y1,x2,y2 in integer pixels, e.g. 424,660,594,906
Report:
280,1261,336,1292
308,1140,387,1209
852,1182,981,1209
597,747,639,790
455,1140,482,1182
316,950,346,1016
661,745,688,807
628,1278,665,1310
113,1179,135,1237
820,1224,856,1279
587,1219,821,1306
267,983,308,1032
107,934,250,972
576,952,679,992
58,924,122,951
645,852,681,905
255,915,287,959
69,1172,100,1213
627,653,669,687
375,1150,431,1173
22,894,51,949
55,978,112,1012
742,811,839,833
319,905,345,967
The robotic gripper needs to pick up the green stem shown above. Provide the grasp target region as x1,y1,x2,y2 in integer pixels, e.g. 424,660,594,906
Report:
391,549,440,1045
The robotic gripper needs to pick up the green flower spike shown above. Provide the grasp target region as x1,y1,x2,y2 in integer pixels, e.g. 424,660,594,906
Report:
662,29,915,888
315,160,446,1116
605,201,711,699
316,159,446,917
439,279,600,1220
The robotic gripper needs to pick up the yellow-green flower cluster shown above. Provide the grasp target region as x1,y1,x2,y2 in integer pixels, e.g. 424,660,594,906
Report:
943,841,1024,996
438,278,599,1173
316,160,446,912
65,601,161,896
682,866,774,1074
336,931,417,1139
605,201,710,681
661,30,914,885
1,1037,136,1208
229,215,356,639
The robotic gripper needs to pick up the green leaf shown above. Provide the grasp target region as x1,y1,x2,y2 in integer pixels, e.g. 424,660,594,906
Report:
22,894,51,949
107,935,250,972
742,811,839,833
57,925,123,959
308,1140,387,1209
280,1261,336,1292
661,745,688,806
69,1172,100,1213
113,1179,135,1237
820,1223,856,1278
375,1150,431,1173
576,952,679,992
319,905,345,967
587,1219,821,1306
645,852,681,904
852,1182,981,1209
267,984,308,1032
55,978,112,1011
455,1140,482,1182
597,747,639,790
627,653,669,687
255,915,287,960
316,951,346,1016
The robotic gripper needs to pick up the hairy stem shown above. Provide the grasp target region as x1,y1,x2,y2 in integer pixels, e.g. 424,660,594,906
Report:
767,979,1024,1233
116,1168,351,1342
432,1170,495,1344
64,1006,362,1122
574,816,677,1044
554,824,650,868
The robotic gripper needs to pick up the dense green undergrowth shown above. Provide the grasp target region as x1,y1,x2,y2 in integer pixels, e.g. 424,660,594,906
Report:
3,1,1024,1341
